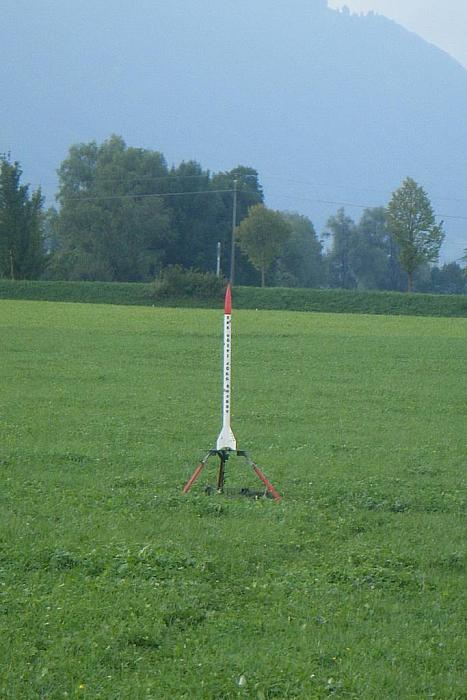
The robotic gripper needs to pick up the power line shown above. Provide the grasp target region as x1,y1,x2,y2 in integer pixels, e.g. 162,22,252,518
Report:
35,173,467,215
35,169,467,204
30,168,467,207
37,172,467,221
38,172,467,206
260,174,467,205
68,188,235,202
65,186,467,221
267,191,467,222
438,214,467,221
67,173,214,185
32,171,256,188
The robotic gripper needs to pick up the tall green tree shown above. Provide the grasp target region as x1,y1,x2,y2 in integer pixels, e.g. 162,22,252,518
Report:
53,138,265,282
352,207,405,290
388,177,444,292
0,156,46,279
325,208,357,289
236,204,291,287
430,262,467,295
275,212,323,287
211,166,264,284
164,160,224,272
53,136,172,281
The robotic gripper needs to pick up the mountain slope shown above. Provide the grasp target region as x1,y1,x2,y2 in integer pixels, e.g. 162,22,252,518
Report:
1,0,466,260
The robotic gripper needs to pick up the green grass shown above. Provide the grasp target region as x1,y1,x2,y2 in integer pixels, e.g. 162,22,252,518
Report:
0,300,465,699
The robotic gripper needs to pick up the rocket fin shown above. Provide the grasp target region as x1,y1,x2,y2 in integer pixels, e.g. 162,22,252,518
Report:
216,426,237,451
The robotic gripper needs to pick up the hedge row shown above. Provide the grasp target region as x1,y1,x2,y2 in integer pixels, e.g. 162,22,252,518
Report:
0,280,155,306
233,286,467,317
1,279,466,317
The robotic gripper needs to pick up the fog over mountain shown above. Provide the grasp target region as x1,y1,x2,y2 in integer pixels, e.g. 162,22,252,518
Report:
2,0,466,261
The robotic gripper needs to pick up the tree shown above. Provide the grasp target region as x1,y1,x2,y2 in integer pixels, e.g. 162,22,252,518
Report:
235,204,291,287
324,208,357,289
163,160,222,271
430,262,467,295
275,212,324,287
52,135,172,281
52,137,266,282
352,207,406,290
388,177,444,292
211,166,264,284
0,156,46,279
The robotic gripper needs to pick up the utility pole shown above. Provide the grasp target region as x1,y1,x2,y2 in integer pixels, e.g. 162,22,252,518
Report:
216,241,221,277
230,179,238,285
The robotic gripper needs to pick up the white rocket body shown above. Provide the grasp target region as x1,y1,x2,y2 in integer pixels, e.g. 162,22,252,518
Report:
216,285,237,451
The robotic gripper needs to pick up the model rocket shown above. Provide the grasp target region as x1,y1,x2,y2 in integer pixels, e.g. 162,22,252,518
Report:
216,284,237,451
182,283,281,501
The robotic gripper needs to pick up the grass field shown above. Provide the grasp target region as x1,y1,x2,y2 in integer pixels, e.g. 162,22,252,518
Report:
0,300,465,699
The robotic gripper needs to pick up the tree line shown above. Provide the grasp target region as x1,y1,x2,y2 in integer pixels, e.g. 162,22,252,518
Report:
1,135,465,293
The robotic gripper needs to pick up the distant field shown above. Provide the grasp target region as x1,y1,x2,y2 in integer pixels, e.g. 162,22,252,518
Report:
0,300,465,699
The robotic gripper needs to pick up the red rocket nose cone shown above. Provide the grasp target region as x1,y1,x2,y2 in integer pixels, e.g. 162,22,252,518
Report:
224,284,232,314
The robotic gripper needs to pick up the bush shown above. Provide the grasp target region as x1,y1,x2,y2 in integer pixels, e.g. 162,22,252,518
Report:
0,279,153,306
233,286,467,317
152,266,226,301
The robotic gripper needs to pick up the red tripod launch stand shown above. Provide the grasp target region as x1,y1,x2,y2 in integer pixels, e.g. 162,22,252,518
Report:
182,448,281,502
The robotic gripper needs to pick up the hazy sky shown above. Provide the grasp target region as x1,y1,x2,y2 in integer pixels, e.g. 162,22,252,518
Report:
328,0,467,68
